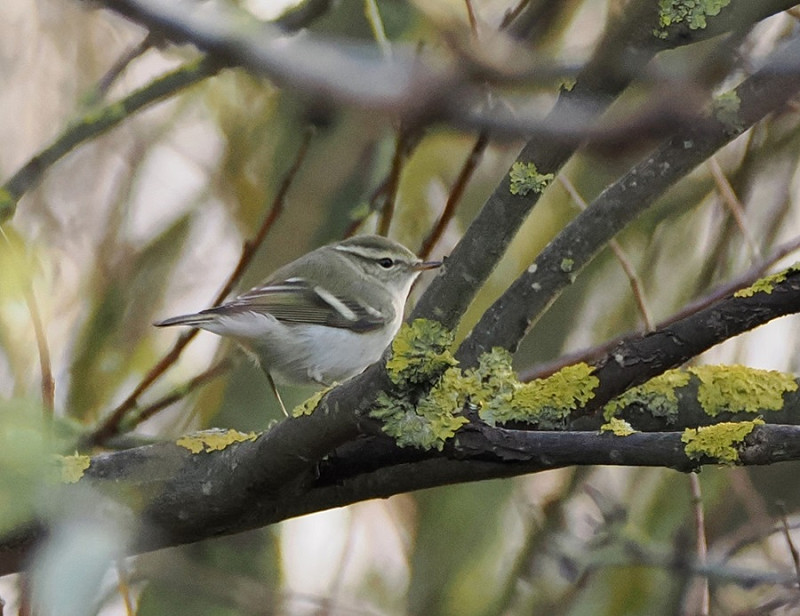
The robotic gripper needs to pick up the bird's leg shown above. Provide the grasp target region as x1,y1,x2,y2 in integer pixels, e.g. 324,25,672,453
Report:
266,371,289,417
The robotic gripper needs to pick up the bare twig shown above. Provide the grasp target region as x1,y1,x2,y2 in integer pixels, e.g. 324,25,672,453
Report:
377,129,412,237
778,502,800,588
0,228,54,415
707,156,761,260
1,57,223,224
686,474,710,616
559,175,654,331
94,32,163,99
419,132,489,259
116,560,135,616
273,0,332,32
22,284,54,416
121,358,233,433
520,233,800,381
727,467,773,534
363,0,391,57
499,0,530,30
464,0,479,37
88,127,314,445
319,515,358,616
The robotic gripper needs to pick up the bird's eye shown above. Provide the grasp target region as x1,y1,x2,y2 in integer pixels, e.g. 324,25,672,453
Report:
377,258,394,269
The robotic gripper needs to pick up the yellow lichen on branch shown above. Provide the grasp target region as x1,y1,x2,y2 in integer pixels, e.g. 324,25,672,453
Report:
689,365,797,417
681,419,763,465
58,453,91,484
176,429,258,454
374,321,602,449
600,418,636,436
734,264,799,298
604,369,691,423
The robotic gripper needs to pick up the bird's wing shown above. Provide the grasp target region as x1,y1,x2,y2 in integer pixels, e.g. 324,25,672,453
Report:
209,278,386,332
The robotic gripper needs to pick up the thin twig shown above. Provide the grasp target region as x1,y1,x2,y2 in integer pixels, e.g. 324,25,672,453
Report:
419,132,488,259
123,358,233,431
213,126,315,305
687,474,710,616
707,156,761,260
22,284,54,416
464,0,479,37
17,575,31,616
499,0,531,30
88,127,314,445
94,32,162,99
363,0,391,57
377,129,411,237
778,502,800,588
727,467,773,535
520,233,800,381
0,228,54,415
1,57,223,224
319,514,358,616
559,176,654,331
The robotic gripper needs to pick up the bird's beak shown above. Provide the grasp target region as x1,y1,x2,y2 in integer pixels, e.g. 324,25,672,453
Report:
413,260,443,271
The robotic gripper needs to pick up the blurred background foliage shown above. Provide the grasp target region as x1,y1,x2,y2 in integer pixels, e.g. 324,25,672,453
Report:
2,0,800,614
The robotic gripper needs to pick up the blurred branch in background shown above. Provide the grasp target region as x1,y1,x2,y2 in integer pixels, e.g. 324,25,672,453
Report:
0,57,223,223
4,1,800,614
92,32,165,101
419,131,489,260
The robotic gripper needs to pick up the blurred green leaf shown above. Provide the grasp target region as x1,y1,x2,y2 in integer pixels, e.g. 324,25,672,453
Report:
0,397,51,533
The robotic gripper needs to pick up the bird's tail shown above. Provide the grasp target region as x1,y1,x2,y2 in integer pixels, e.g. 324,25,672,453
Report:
153,312,215,328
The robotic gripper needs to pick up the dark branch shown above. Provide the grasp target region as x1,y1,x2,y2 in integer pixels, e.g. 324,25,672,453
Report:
4,414,800,576
456,32,800,367
574,269,800,419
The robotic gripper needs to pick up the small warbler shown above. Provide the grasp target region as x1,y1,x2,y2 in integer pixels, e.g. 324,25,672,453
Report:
155,235,442,415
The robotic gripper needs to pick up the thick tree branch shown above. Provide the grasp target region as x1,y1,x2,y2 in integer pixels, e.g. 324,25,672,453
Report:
573,268,800,419
3,411,800,576
520,234,800,382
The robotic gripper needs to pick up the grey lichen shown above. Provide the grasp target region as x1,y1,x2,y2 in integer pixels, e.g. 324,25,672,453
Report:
654,0,731,38
509,162,554,196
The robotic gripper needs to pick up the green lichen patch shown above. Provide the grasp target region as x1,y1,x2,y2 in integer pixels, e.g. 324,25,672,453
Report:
372,347,516,451
58,453,91,484
464,347,518,409
681,419,763,465
481,362,599,429
654,0,731,38
509,162,554,196
600,418,636,436
386,319,457,386
376,345,599,449
604,369,691,422
713,91,743,133
560,258,575,273
176,429,258,454
372,389,469,451
733,266,799,298
689,365,798,417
